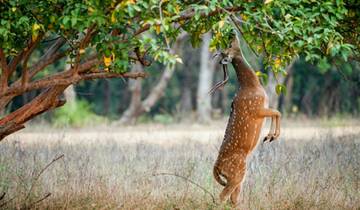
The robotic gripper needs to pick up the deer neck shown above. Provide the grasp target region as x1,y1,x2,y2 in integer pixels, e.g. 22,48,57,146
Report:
231,56,261,89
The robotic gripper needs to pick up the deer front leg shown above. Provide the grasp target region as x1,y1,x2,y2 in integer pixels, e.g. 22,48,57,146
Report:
263,116,276,142
257,108,281,142
274,115,280,138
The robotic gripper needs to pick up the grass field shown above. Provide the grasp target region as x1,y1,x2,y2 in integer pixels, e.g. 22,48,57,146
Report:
0,119,359,209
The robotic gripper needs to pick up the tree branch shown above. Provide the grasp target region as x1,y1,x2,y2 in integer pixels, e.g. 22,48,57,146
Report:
0,49,10,93
28,50,68,78
8,50,24,76
28,38,67,78
81,71,147,80
0,49,9,73
133,6,243,37
73,24,97,74
0,85,68,141
1,64,146,98
21,35,43,88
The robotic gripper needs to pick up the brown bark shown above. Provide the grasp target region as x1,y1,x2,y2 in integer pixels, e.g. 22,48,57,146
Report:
0,49,10,93
0,70,146,140
0,6,243,139
0,85,67,140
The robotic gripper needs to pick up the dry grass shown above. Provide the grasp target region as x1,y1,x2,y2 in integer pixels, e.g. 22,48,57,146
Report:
0,120,359,209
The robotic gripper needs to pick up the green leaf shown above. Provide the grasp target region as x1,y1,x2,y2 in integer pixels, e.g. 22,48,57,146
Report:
275,84,287,95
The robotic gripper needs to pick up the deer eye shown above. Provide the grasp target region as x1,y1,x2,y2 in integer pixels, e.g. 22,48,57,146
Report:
220,57,232,64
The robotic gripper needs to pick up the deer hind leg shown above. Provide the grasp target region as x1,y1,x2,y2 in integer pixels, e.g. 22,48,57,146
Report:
219,182,238,203
220,163,246,204
230,165,246,206
230,184,241,206
258,108,281,142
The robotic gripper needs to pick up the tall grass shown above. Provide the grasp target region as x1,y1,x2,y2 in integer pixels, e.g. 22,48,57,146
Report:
0,125,359,209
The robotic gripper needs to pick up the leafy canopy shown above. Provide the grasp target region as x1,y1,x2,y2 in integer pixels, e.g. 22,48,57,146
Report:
0,0,358,74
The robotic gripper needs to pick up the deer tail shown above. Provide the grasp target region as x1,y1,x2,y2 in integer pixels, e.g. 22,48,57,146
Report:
213,166,227,186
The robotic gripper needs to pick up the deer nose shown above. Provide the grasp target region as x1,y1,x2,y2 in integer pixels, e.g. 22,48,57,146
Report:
220,56,232,64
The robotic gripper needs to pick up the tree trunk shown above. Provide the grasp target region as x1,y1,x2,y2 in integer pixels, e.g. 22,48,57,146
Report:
0,25,146,141
118,33,186,124
265,60,295,109
265,73,282,109
196,32,215,123
103,80,111,115
178,40,199,120
179,51,195,117
0,85,68,140
180,87,193,115
63,60,77,109
118,63,144,124
280,68,294,113
64,85,76,110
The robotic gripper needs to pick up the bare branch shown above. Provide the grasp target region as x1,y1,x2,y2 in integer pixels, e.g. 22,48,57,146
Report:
0,56,99,98
43,37,66,58
27,37,67,78
25,154,64,201
0,49,9,73
1,66,145,98
0,49,10,91
27,193,51,208
8,50,24,75
0,85,69,140
153,172,216,204
81,71,147,80
28,50,68,78
21,36,43,87
73,24,97,74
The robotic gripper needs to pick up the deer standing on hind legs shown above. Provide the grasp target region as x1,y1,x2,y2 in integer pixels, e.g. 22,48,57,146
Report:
212,38,281,207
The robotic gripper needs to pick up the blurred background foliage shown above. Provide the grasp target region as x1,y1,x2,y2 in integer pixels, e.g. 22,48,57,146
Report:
5,37,360,126
1,0,359,126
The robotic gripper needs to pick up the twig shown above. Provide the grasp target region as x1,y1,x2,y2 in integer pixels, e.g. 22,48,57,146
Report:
27,192,51,208
24,154,64,201
158,0,171,50
152,172,216,204
0,195,16,209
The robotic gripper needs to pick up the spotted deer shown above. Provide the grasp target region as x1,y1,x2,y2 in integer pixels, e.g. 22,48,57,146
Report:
212,38,281,206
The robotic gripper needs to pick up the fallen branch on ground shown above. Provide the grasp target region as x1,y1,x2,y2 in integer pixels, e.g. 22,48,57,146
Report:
152,171,216,204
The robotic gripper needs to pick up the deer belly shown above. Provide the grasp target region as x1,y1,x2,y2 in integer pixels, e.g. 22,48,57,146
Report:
221,118,263,153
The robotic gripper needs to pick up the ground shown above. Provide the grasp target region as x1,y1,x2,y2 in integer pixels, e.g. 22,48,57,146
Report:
0,118,359,209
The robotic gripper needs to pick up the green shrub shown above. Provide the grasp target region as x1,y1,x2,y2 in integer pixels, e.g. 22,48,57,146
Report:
153,114,174,124
53,100,105,127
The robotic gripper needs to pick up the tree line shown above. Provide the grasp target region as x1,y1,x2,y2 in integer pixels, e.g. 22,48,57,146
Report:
6,34,358,125
1,0,359,139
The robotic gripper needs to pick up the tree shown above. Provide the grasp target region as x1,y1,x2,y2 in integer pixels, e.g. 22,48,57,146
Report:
118,33,186,124
197,32,216,123
0,0,358,140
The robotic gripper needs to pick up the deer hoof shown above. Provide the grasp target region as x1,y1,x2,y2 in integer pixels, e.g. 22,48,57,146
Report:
270,136,275,142
263,136,268,142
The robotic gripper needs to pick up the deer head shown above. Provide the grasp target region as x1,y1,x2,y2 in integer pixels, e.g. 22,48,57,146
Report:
209,37,248,94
